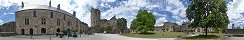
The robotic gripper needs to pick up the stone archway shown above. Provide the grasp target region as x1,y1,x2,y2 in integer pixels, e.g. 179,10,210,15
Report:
30,28,33,35
41,28,46,34
21,29,25,35
57,28,60,32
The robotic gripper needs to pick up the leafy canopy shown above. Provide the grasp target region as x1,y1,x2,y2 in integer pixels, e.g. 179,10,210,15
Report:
131,9,156,33
186,0,229,29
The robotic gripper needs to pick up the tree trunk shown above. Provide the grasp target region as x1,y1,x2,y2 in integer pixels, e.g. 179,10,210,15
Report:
205,27,208,36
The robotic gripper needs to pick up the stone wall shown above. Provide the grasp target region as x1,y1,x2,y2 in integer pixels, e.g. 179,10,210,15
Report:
15,5,86,35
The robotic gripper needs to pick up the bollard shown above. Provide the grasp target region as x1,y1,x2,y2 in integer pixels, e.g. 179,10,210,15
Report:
50,34,51,40
31,35,32,39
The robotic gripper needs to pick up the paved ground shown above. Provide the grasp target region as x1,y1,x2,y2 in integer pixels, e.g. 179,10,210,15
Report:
0,33,176,40
223,37,244,40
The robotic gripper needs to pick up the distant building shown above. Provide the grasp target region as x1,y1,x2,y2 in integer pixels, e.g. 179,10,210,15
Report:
174,22,190,32
156,22,215,32
161,22,178,32
90,8,126,33
155,26,163,32
0,22,16,32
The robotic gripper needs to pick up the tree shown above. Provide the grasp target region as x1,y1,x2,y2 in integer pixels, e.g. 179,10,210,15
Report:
117,18,127,33
186,0,229,36
106,26,112,33
131,9,156,33
130,19,138,32
0,21,15,32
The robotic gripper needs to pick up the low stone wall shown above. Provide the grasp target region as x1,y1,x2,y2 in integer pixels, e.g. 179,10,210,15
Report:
224,29,244,34
0,32,15,37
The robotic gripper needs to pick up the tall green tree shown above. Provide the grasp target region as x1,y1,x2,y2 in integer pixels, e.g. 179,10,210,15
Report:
130,19,138,32
131,9,156,33
117,18,127,33
186,0,229,36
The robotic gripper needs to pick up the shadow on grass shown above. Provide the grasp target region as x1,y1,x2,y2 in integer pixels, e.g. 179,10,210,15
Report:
134,32,155,35
184,35,219,39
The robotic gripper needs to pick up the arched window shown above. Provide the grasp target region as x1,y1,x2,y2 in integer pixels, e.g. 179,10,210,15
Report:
57,19,60,25
41,18,46,25
41,28,46,33
25,18,29,25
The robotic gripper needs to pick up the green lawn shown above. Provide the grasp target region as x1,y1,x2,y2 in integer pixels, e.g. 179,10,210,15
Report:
120,32,187,38
178,35,220,40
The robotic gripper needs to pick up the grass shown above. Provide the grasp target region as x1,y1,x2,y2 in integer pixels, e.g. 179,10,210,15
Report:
120,32,187,38
178,35,220,40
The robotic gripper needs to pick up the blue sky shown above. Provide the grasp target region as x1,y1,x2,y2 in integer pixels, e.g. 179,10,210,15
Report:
0,0,241,28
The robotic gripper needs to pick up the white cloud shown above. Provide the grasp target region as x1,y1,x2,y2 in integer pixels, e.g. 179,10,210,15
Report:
9,13,14,14
101,0,116,2
156,0,188,25
3,13,15,15
155,17,168,26
97,0,188,27
0,0,190,28
3,13,7,15
99,0,150,27
0,0,98,27
227,0,244,28
0,19,4,25
0,0,20,7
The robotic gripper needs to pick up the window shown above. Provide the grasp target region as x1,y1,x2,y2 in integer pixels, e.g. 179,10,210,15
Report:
57,19,60,25
41,18,46,25
50,12,53,18
63,15,66,20
76,20,78,27
25,18,29,25
33,10,36,17
67,22,71,26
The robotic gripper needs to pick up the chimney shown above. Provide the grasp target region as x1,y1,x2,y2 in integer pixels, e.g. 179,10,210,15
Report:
21,2,24,8
73,11,76,16
232,24,234,29
49,1,51,7
57,4,60,9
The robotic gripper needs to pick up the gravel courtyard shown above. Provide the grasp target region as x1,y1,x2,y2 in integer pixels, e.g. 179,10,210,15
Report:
0,33,176,40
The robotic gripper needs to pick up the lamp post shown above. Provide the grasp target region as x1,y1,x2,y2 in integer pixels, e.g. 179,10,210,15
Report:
31,34,32,39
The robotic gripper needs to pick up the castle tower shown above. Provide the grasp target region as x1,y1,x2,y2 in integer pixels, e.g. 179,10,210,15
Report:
91,8,101,27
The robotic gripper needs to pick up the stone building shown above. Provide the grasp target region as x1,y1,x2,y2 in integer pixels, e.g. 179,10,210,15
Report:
90,8,126,33
155,26,163,32
161,22,178,32
156,22,215,32
15,1,88,35
174,22,190,32
0,21,16,32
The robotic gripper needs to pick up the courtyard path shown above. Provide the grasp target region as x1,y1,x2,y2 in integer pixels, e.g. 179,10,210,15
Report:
223,37,244,40
0,33,176,40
